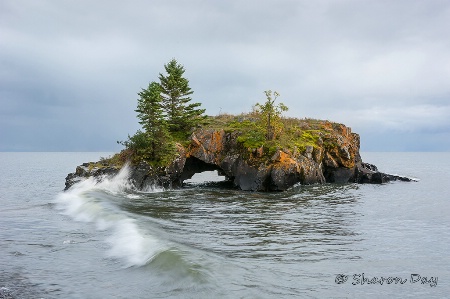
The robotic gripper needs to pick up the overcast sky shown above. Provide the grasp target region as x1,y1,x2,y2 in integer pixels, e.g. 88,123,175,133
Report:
1,0,450,152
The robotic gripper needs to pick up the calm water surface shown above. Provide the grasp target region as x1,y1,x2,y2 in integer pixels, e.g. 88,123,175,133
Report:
0,152,449,298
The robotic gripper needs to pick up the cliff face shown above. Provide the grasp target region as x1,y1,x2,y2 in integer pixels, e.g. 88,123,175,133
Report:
65,122,412,191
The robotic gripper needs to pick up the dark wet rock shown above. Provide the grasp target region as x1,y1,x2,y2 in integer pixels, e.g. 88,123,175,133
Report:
353,162,413,183
64,163,119,190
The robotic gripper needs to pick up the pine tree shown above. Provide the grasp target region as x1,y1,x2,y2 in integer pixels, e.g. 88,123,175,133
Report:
135,81,172,161
158,59,206,133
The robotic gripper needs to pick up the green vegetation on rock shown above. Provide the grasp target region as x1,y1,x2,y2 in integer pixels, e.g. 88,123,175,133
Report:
203,112,333,162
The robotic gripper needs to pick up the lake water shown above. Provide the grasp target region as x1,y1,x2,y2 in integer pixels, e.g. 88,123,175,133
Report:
0,152,449,298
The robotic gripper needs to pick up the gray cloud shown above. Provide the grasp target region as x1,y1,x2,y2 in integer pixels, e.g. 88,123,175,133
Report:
1,0,449,151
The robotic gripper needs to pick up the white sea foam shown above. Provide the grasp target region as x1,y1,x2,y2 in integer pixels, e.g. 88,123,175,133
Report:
55,164,166,267
140,184,165,193
126,194,142,199
95,163,134,194
106,218,165,266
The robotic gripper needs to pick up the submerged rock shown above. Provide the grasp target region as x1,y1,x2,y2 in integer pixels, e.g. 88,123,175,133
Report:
64,121,413,191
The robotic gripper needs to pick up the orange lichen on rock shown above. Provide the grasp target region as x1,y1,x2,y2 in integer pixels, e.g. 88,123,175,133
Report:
271,150,300,174
187,129,227,165
271,150,297,168
210,130,224,153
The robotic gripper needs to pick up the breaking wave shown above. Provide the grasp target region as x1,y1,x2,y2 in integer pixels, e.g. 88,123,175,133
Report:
55,165,168,267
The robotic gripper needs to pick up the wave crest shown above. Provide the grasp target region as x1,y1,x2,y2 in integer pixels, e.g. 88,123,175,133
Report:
55,164,167,267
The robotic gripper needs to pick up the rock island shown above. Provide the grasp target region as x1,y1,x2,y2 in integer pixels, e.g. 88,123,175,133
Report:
65,116,411,191
64,59,411,191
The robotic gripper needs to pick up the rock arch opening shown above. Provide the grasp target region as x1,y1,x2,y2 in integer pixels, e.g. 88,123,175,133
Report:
184,171,225,184
180,156,229,185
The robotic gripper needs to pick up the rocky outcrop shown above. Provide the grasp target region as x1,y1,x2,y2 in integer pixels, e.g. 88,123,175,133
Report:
64,122,413,191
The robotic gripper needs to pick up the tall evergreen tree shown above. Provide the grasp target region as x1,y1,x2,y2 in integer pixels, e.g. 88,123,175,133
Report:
158,59,206,133
135,81,172,161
